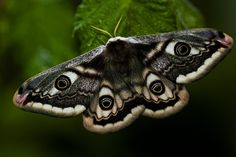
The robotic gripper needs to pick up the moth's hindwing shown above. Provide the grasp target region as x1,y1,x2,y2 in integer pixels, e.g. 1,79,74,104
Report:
82,68,190,133
82,81,145,133
13,28,233,133
141,69,189,118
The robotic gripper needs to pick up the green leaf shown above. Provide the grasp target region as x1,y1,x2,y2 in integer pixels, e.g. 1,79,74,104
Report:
1,0,77,78
74,0,204,53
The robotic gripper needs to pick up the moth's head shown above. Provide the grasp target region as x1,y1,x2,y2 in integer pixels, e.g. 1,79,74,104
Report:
161,29,233,83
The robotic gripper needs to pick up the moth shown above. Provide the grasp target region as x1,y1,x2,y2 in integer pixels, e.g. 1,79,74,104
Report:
13,28,233,133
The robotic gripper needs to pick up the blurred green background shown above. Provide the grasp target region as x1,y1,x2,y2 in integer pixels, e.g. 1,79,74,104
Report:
0,0,235,157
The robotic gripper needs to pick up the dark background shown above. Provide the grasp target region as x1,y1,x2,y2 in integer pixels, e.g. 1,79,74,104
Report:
0,0,235,157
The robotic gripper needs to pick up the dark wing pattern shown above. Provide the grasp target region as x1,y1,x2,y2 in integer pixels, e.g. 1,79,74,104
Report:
134,29,233,84
13,46,105,117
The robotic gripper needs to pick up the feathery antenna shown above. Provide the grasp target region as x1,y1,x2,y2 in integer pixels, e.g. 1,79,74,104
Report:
91,16,123,38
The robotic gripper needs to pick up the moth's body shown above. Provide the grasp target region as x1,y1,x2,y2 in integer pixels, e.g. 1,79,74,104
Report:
13,29,233,133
